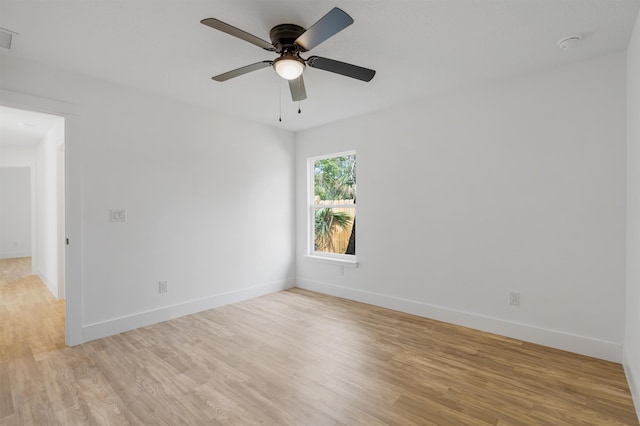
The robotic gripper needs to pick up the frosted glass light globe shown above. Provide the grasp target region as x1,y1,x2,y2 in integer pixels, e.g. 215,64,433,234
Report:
274,55,305,80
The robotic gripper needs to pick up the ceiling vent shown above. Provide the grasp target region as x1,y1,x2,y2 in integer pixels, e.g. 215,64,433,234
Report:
0,28,17,50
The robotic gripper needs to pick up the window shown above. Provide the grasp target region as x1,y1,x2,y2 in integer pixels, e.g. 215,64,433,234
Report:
308,152,356,260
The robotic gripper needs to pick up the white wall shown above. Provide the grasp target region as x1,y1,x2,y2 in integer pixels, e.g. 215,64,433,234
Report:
0,145,36,265
625,7,640,419
0,52,296,342
0,144,36,166
34,119,64,296
296,52,627,362
0,167,31,258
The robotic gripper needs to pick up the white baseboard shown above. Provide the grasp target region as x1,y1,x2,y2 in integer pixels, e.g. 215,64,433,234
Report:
37,269,58,299
82,278,295,343
624,348,640,422
0,251,31,259
296,278,623,363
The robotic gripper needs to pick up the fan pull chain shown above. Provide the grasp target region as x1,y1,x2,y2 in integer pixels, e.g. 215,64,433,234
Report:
297,78,302,114
278,79,283,122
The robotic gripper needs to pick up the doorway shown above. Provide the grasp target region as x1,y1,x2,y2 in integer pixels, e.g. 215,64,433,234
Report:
0,105,66,352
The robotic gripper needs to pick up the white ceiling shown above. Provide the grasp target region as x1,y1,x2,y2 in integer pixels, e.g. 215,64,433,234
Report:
0,0,638,132
0,105,64,147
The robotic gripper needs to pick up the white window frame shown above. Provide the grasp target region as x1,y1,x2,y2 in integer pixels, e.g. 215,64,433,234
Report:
306,150,358,267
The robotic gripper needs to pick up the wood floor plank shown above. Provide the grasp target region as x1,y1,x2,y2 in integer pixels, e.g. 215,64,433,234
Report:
0,362,13,418
1,257,638,425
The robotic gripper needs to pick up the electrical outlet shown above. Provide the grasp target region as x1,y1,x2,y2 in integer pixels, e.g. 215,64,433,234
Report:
509,291,520,306
159,281,168,293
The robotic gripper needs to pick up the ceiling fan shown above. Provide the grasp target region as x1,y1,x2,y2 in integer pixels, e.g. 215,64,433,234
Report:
201,7,376,102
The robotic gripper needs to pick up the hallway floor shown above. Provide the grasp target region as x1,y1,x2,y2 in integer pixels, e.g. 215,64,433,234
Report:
0,257,65,362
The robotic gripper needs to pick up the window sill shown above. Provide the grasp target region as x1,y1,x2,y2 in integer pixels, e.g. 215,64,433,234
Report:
304,255,359,268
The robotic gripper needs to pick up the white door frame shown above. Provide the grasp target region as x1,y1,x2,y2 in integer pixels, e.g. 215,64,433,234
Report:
57,142,66,300
0,89,83,345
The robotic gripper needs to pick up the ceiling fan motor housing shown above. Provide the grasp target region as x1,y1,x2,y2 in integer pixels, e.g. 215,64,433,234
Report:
270,24,306,53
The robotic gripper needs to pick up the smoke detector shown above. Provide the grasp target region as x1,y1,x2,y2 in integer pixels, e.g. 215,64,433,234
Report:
557,36,582,51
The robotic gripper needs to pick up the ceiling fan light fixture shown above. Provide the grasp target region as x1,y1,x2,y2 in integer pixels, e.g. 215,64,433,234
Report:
273,54,305,80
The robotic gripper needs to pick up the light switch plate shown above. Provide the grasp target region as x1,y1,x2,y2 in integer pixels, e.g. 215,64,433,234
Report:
109,209,127,222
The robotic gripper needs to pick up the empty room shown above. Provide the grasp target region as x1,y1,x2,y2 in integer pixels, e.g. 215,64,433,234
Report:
1,0,640,424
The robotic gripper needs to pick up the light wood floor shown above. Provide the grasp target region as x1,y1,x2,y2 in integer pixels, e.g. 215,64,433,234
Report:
0,257,65,361
0,273,637,425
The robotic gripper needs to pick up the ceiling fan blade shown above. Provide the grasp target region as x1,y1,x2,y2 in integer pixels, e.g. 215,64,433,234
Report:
288,75,307,101
294,7,354,51
212,61,273,82
307,56,375,82
201,18,275,51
